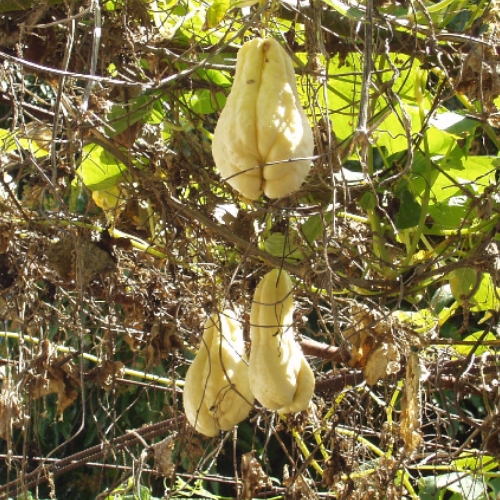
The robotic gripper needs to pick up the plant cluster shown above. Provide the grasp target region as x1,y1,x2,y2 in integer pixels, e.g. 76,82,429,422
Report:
0,0,500,499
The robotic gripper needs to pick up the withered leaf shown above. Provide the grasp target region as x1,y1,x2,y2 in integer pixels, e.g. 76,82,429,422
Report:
151,434,176,477
28,341,80,416
363,342,400,386
400,351,422,455
144,322,183,367
0,379,23,442
86,360,124,391
47,236,116,284
283,465,314,500
241,451,271,499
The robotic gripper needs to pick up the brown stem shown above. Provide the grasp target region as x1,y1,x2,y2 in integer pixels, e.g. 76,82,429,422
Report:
300,337,344,362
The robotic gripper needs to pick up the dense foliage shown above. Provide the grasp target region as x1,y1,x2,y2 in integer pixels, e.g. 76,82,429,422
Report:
1,0,500,498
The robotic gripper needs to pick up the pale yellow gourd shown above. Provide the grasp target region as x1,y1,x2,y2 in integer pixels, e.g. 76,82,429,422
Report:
249,269,314,413
212,38,314,200
183,311,254,436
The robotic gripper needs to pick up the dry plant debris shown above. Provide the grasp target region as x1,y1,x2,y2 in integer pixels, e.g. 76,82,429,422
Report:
0,0,500,498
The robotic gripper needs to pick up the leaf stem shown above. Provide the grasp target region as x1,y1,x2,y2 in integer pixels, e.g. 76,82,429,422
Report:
400,69,432,269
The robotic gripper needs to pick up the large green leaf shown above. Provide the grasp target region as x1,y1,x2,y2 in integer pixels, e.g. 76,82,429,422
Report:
449,268,478,302
449,269,500,312
77,144,126,191
407,154,496,230
430,111,479,136
428,196,469,231
437,155,497,196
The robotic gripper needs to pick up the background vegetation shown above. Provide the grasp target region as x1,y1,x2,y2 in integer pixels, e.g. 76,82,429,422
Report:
1,0,500,498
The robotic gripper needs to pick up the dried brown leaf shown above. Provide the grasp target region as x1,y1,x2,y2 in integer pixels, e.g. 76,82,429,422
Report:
400,351,422,455
47,236,116,284
283,465,314,500
241,451,271,499
144,322,183,367
364,342,400,386
151,434,176,477
0,380,23,442
28,341,80,416
86,360,125,390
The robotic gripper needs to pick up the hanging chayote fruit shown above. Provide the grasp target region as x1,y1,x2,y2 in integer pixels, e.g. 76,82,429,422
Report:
183,311,254,436
212,38,314,200
249,269,315,413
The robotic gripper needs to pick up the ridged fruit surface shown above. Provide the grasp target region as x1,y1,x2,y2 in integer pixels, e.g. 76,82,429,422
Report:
212,38,314,200
249,269,314,412
183,311,254,436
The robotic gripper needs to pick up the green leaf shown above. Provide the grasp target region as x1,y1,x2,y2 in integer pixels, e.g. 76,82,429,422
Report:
197,67,232,88
206,0,230,28
449,269,500,312
418,472,487,500
453,453,499,474
77,144,126,191
443,155,497,193
189,89,226,115
470,273,500,313
436,472,487,499
103,0,124,10
0,129,49,158
423,155,497,217
392,308,438,334
105,94,162,136
394,189,421,229
322,0,365,20
0,129,18,152
454,331,497,356
359,191,377,211
405,152,440,199
428,196,469,231
301,212,332,246
263,233,303,260
449,268,478,302
430,111,478,136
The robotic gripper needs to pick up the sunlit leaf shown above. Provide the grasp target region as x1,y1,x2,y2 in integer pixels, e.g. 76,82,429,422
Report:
392,308,438,334
430,111,478,136
322,0,365,20
189,89,226,115
454,331,497,356
449,268,478,303
78,144,126,191
419,472,486,500
206,0,230,28
0,129,16,152
470,273,500,312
